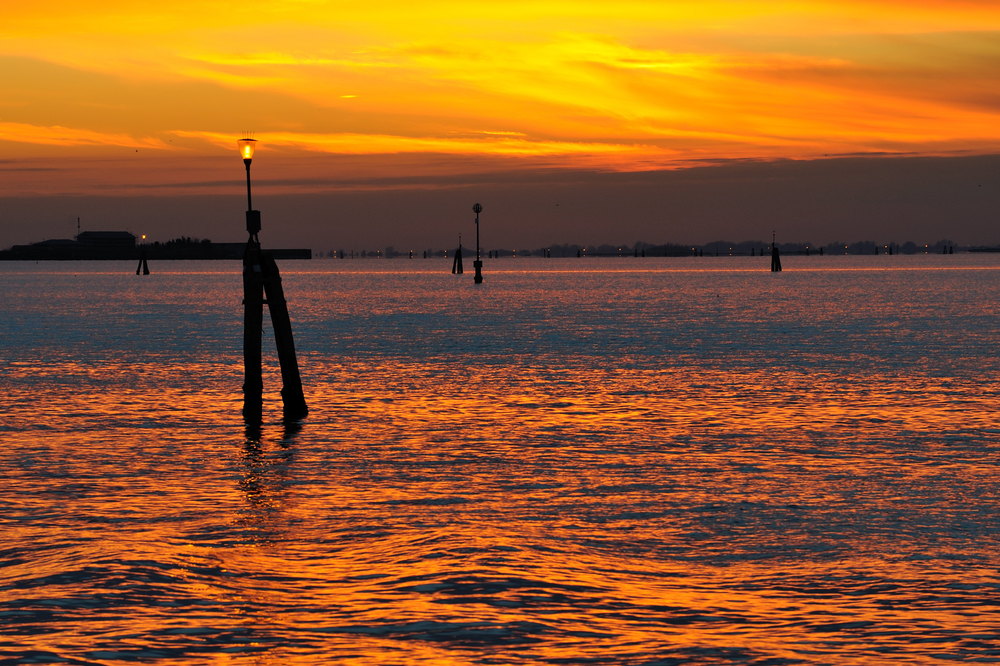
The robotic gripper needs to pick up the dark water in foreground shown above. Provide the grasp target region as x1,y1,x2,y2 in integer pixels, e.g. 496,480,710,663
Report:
1,255,999,664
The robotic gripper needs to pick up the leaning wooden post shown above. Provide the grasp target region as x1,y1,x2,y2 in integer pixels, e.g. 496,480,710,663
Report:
261,252,308,420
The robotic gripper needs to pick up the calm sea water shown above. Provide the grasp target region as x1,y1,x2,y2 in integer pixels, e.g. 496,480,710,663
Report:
1,254,998,665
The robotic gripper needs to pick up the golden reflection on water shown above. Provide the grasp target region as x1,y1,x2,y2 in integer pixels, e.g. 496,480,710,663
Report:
1,257,998,663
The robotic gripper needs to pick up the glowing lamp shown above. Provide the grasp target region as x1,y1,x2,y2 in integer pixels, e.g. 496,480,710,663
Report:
238,136,259,224
238,138,257,161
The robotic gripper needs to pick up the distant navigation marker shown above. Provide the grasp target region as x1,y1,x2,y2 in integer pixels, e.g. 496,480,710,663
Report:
136,234,150,275
473,203,484,284
452,234,464,274
770,231,782,272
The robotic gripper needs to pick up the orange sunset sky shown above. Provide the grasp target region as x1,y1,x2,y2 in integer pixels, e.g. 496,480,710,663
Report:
2,1,1000,249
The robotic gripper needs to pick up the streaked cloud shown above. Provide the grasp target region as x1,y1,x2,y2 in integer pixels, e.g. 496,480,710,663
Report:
0,122,171,150
1,1,1000,194
173,129,677,171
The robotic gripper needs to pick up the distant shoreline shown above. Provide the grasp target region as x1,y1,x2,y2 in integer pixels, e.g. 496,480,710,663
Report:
0,242,310,261
3,231,997,261
310,241,992,260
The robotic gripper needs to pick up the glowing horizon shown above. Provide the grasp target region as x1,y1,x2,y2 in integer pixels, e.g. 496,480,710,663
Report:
3,0,1000,195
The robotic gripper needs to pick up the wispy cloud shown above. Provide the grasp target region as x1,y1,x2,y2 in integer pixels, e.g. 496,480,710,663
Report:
173,128,675,168
2,1,1000,184
0,122,172,149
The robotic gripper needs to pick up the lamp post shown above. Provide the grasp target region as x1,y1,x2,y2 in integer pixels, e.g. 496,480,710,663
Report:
240,136,263,422
237,136,307,423
238,138,261,241
473,202,483,284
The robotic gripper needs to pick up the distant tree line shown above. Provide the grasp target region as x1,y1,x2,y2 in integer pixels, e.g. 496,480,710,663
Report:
147,236,213,247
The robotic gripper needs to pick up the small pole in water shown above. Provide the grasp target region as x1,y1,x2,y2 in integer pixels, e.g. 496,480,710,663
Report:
136,234,150,275
770,230,782,272
472,203,484,284
452,234,464,274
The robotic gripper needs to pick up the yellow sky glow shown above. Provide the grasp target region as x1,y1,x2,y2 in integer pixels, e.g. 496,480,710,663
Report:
2,0,1000,193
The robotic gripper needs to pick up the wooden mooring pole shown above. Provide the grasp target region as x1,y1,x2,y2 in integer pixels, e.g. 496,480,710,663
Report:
261,252,308,420
242,241,265,423
239,137,307,423
136,245,149,275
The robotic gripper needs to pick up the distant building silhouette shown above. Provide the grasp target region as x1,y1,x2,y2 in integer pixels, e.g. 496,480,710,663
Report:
0,230,310,261
76,231,137,248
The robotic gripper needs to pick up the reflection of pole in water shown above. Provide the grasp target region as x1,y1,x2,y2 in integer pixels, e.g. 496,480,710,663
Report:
238,426,297,545
771,230,782,272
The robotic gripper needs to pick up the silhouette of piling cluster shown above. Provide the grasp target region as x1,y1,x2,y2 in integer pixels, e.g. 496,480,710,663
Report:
237,138,307,424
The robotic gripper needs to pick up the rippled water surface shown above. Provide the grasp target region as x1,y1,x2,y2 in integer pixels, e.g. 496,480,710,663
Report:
2,255,999,664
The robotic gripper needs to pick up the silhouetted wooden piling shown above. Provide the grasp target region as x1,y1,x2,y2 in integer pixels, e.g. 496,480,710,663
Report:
771,244,782,272
452,243,464,274
243,244,307,422
242,245,265,423
261,252,308,421
136,248,149,275
238,136,307,424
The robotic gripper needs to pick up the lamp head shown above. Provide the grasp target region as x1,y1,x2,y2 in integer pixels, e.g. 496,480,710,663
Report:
237,138,257,162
